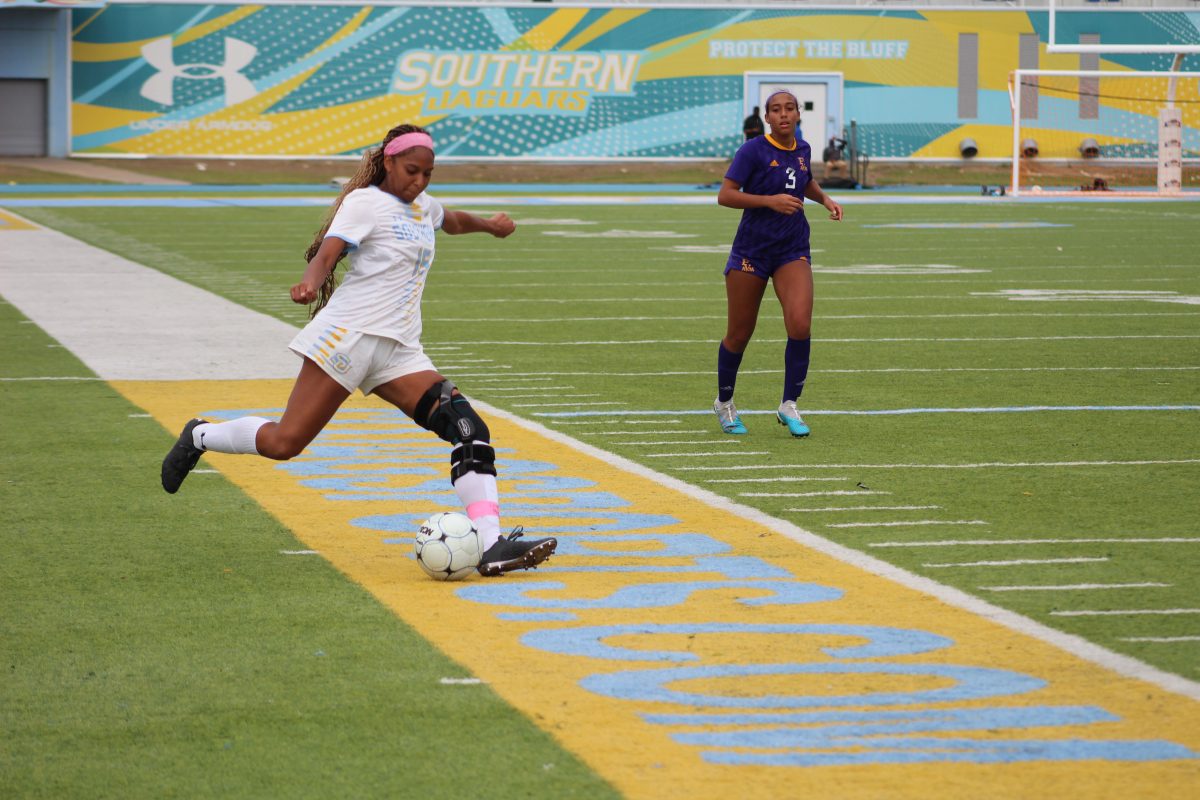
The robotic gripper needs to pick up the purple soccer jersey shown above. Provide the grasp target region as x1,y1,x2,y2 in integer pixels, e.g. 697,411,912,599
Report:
725,134,814,273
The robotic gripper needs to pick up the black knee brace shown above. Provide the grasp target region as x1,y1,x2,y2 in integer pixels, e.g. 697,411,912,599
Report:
414,380,497,482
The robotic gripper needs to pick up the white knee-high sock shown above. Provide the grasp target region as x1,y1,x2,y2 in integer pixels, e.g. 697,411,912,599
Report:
192,417,270,455
453,470,501,550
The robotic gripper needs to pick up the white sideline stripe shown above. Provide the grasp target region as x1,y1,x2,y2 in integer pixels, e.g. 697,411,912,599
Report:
128,413,151,418
982,582,1170,592
0,376,102,381
0,227,299,380
439,677,485,685
789,505,940,512
192,469,219,474
1119,636,1200,643
740,490,888,498
923,557,1110,568
709,477,848,483
674,459,1200,471
870,537,1200,548
280,550,320,555
828,520,990,529
646,451,770,458
479,401,1200,701
1053,609,1200,617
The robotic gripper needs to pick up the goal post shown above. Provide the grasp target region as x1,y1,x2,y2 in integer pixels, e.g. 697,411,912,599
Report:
1008,69,1200,197
1046,0,1200,55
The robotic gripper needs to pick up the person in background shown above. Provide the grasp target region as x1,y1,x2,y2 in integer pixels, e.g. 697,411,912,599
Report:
743,106,765,141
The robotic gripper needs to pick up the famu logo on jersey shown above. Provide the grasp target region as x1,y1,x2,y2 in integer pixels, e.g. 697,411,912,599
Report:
392,50,641,117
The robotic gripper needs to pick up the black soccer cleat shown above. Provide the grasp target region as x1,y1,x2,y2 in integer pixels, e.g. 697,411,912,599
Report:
477,527,557,577
161,418,207,494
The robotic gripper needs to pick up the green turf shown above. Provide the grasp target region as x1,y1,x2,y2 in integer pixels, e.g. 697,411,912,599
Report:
0,299,619,798
10,199,1200,687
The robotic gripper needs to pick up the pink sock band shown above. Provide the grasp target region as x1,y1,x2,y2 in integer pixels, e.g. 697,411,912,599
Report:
383,132,434,156
466,501,500,520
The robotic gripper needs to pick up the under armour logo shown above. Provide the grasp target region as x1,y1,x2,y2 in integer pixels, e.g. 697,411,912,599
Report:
139,37,258,107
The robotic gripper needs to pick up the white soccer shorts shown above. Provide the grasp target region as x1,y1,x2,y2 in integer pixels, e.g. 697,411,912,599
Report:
289,321,436,394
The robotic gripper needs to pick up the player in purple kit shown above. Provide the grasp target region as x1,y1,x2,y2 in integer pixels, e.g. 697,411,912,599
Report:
713,89,843,437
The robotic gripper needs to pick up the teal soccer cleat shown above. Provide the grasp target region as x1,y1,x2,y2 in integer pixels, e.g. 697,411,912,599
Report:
713,398,748,435
776,400,810,438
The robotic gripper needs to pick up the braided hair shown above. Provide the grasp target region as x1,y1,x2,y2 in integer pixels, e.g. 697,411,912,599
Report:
303,124,429,316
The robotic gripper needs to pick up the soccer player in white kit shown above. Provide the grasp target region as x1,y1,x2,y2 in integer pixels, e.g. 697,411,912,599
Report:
161,124,556,577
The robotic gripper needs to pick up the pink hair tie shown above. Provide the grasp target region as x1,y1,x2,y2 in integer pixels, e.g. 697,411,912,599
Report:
383,131,434,156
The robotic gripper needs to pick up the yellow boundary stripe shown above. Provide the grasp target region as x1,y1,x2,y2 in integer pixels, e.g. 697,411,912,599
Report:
116,379,1200,798
0,209,38,231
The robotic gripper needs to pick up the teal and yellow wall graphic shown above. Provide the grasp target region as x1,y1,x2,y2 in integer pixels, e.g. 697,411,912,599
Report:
69,5,1200,159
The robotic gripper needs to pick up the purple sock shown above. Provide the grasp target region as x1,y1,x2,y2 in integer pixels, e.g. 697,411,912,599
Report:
783,337,811,403
717,342,744,402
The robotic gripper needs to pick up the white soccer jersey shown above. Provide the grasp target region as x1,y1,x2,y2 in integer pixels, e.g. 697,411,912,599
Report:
316,185,445,345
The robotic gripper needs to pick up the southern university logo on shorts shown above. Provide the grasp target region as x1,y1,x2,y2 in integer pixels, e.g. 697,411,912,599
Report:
740,258,756,273
328,353,352,374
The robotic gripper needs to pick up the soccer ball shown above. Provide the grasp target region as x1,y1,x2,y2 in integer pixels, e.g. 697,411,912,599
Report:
414,512,482,581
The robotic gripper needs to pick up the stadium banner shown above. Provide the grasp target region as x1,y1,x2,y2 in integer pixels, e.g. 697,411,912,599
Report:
68,5,1200,159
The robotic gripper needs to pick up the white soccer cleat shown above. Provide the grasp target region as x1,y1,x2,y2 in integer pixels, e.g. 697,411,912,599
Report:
713,398,748,435
776,400,810,438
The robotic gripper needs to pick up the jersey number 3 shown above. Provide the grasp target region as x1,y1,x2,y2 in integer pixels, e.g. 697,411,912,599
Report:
785,167,797,190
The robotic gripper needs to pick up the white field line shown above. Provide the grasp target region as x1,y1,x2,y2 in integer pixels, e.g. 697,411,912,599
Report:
481,387,576,393
708,477,848,483
982,582,1171,592
674,459,1200,471
623,439,741,446
436,312,1200,323
128,413,151,418
583,430,708,436
480,401,1200,701
499,394,601,400
510,402,626,407
280,550,320,555
1052,609,1200,617
0,376,102,381
828,520,990,528
871,537,1200,548
437,335,1200,346
789,505,941,512
740,490,889,498
451,366,1200,377
551,420,682,425
540,405,1200,419
1119,636,1200,643
923,557,1110,568
646,451,771,458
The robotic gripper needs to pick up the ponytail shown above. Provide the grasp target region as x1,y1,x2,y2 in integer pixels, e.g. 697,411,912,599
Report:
303,123,429,317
